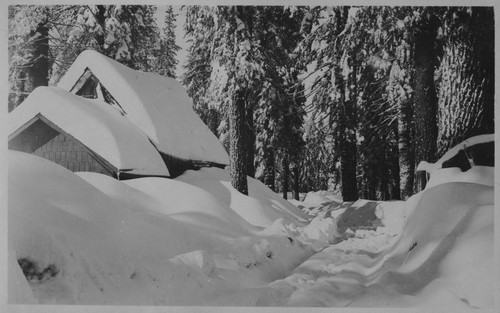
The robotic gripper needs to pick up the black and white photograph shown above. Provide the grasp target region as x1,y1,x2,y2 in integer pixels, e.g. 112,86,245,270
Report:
2,1,498,310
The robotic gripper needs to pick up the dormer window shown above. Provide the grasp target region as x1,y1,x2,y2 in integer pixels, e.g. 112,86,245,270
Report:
71,68,127,116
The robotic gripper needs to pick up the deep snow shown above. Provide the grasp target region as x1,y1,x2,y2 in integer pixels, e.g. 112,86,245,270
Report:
8,149,495,308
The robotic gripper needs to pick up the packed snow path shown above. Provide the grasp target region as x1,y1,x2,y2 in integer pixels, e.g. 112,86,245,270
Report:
230,179,493,308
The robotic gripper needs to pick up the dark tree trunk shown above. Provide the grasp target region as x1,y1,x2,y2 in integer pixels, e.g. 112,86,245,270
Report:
30,22,50,90
245,99,256,178
338,146,358,203
388,42,415,200
330,7,358,202
380,159,390,200
292,164,300,200
391,129,402,200
413,19,439,192
230,89,249,195
398,96,414,199
437,7,494,157
282,155,289,200
365,165,377,200
263,149,275,191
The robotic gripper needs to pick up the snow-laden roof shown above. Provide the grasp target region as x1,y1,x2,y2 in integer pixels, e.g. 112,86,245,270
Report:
58,50,229,165
8,86,170,177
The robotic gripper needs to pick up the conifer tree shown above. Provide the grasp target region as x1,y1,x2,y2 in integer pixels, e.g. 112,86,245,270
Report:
9,6,59,111
155,6,181,78
182,6,222,140
50,5,161,82
298,6,359,201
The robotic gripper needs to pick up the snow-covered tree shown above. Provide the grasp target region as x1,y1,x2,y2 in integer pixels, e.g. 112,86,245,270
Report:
9,5,61,111
298,6,360,201
50,5,161,82
182,6,220,137
252,6,305,198
186,6,306,196
9,5,172,111
155,6,181,78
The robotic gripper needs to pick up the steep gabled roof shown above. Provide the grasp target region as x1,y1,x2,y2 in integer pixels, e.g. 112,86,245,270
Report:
57,50,229,165
8,87,170,177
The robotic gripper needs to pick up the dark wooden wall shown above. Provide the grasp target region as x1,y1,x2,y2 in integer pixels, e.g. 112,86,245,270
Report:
33,132,114,176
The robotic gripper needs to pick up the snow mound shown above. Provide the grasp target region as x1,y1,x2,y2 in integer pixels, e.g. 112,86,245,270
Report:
77,172,257,238
251,180,493,308
8,143,495,307
8,151,313,305
366,182,494,307
176,168,309,228
57,50,229,165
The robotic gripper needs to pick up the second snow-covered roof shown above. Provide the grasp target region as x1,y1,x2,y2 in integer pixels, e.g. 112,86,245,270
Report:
8,87,170,177
57,50,229,165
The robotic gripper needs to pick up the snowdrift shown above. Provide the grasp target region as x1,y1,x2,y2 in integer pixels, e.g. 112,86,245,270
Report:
8,149,494,308
247,166,494,308
176,168,309,228
8,151,313,305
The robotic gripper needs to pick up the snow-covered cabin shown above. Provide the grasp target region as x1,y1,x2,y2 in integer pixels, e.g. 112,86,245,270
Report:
8,50,229,179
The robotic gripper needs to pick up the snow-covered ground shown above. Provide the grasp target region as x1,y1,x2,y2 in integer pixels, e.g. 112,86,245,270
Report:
8,150,494,308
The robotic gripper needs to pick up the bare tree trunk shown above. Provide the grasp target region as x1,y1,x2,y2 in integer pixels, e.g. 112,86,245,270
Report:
292,164,300,200
437,7,494,157
413,18,439,192
330,7,358,202
30,23,50,90
398,96,414,198
245,99,256,178
263,149,275,191
388,39,415,200
391,129,402,200
282,155,289,200
230,89,249,195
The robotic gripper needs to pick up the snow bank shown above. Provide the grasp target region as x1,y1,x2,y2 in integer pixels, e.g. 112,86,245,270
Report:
176,168,309,228
8,86,169,177
57,50,229,165
8,151,313,305
243,179,494,308
374,200,408,236
8,144,494,307
362,181,494,307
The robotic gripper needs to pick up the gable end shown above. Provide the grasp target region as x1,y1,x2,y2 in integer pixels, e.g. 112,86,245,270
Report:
9,114,118,177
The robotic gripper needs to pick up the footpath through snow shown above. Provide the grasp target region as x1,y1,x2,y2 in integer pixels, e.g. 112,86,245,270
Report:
8,150,494,308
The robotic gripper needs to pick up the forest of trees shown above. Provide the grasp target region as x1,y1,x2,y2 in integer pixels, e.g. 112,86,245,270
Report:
9,5,494,202
8,5,179,111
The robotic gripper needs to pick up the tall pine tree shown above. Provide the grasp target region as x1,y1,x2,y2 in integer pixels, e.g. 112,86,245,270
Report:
155,6,181,78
